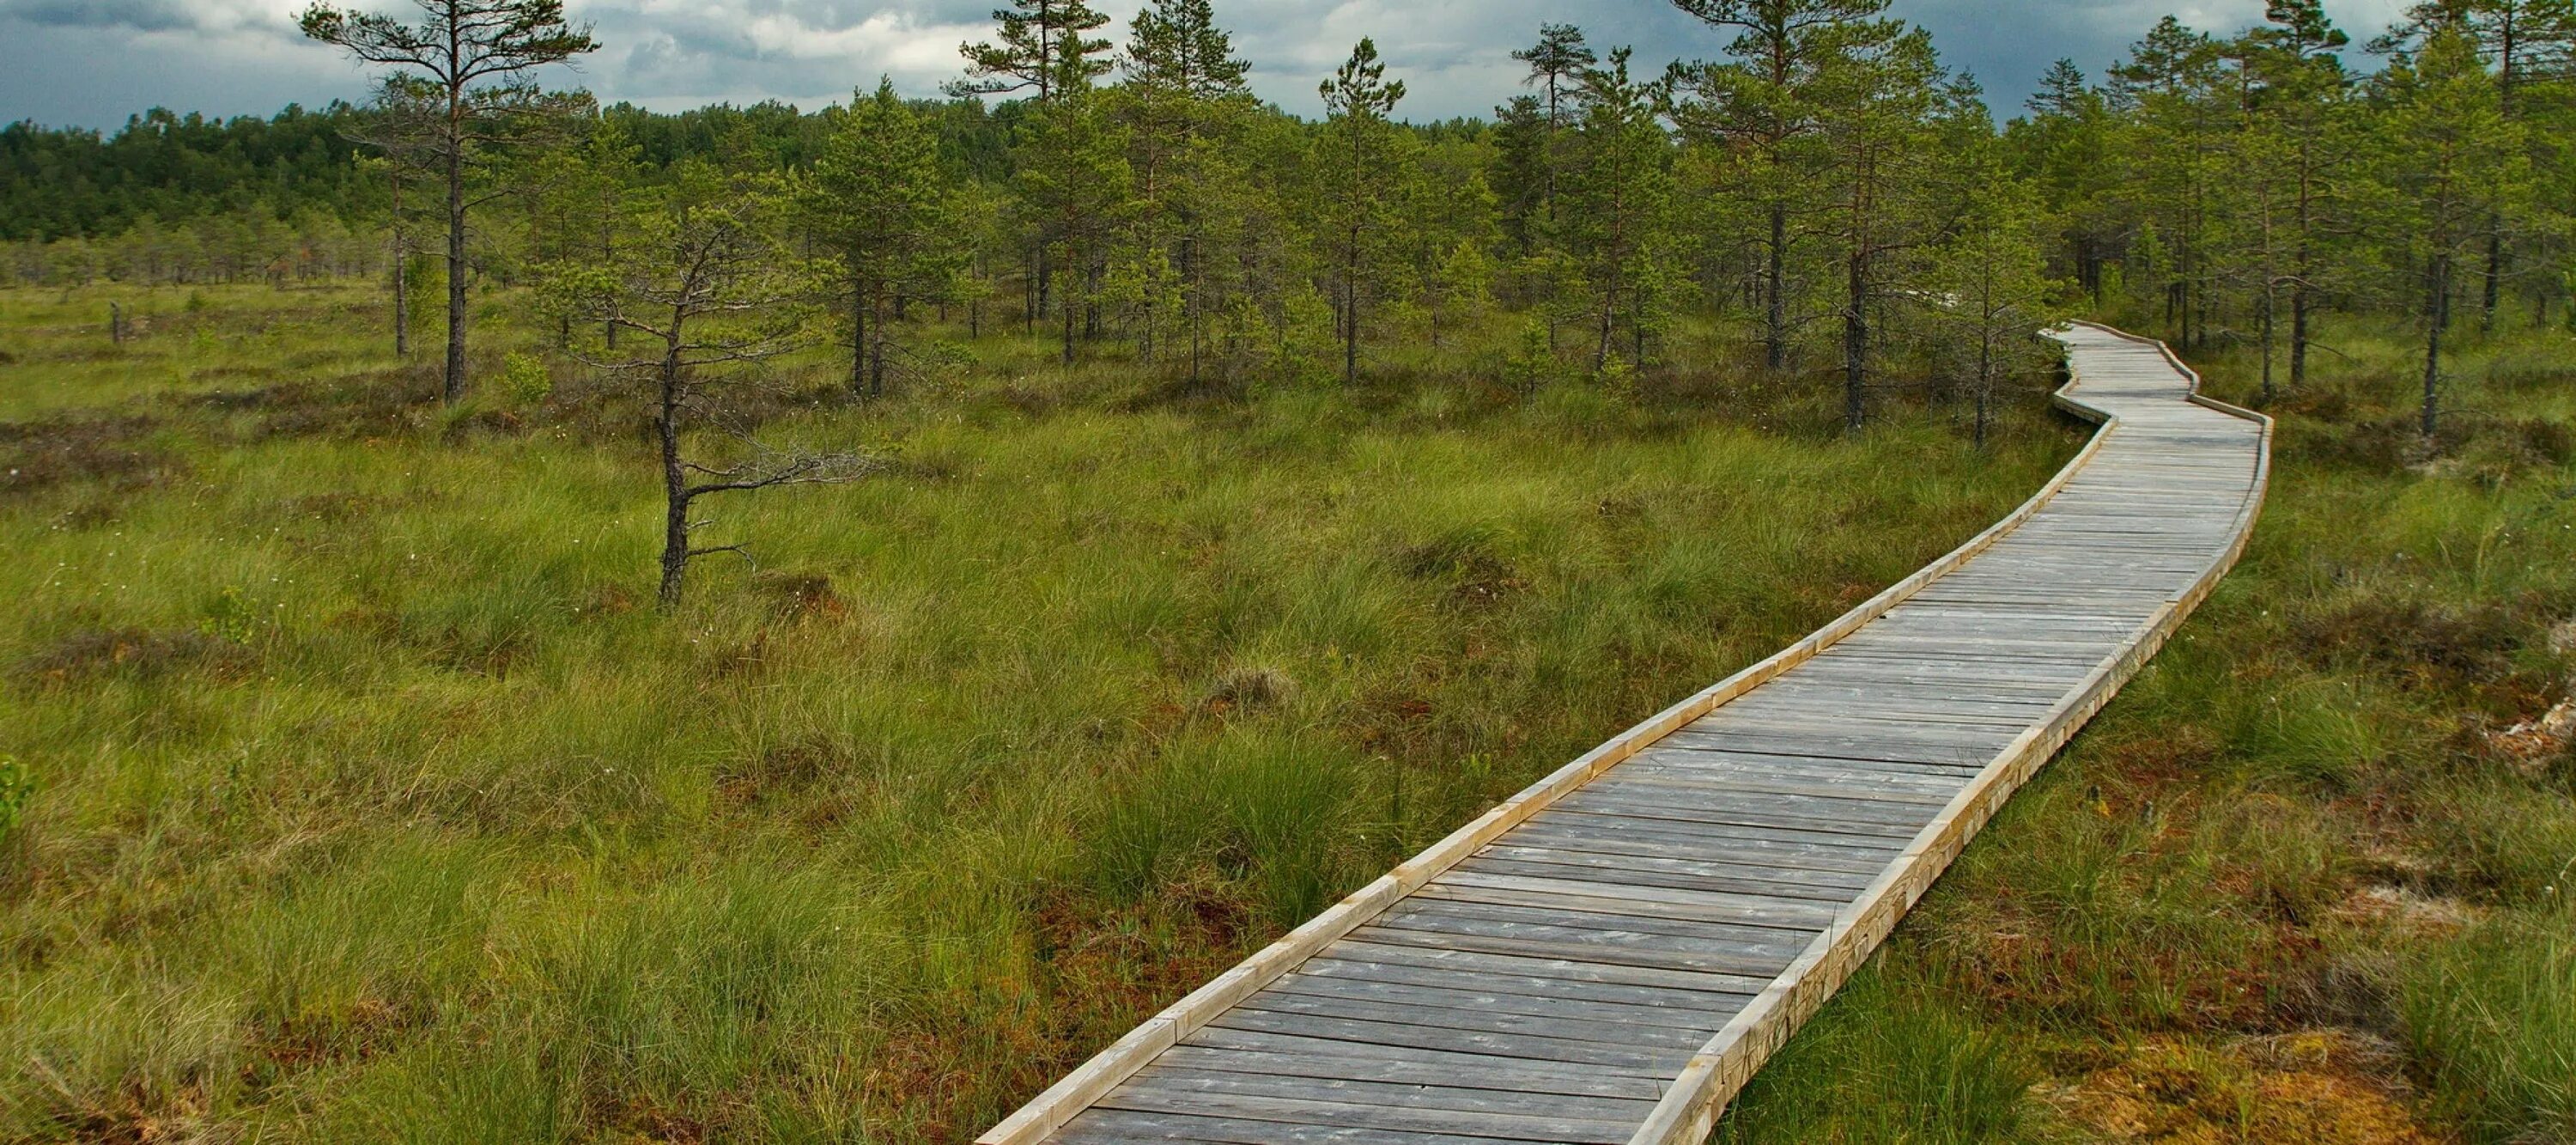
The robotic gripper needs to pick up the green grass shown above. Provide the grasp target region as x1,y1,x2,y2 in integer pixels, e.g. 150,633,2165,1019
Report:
1717,314,2576,1144
0,282,2080,1142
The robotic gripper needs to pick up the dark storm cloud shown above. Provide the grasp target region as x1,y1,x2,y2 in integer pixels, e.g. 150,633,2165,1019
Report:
3,0,203,32
0,0,2417,131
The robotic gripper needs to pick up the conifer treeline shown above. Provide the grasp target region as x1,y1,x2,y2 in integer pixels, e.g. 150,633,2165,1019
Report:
6,0,2569,435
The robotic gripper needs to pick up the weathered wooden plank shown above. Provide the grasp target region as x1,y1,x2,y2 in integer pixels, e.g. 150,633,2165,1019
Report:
1454,856,1862,904
1233,984,1716,1049
1094,1084,1641,1144
1547,791,1931,839
1419,870,1842,929
1117,1064,1661,1121
1267,971,1727,1033
1308,941,1772,996
1346,923,1798,979
1468,843,1877,891
1176,1027,1660,1077
1563,789,1935,835
1500,820,1897,874
1291,955,1756,1015
1614,759,1970,797
1573,781,1947,826
1056,1107,1504,1145
1370,898,1816,953
1625,744,1990,782
1617,756,1971,795
1202,1009,1692,1074
1528,805,1916,850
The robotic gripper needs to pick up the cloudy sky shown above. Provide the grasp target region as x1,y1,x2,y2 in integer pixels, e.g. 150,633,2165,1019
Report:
2,0,2415,131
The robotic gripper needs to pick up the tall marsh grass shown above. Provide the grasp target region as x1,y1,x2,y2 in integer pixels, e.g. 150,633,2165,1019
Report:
0,283,2075,1141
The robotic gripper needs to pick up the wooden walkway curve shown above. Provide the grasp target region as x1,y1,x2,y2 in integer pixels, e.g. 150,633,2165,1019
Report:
981,324,2272,1145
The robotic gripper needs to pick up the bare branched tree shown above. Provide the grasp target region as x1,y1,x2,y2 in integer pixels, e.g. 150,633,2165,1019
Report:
543,161,874,606
301,0,598,403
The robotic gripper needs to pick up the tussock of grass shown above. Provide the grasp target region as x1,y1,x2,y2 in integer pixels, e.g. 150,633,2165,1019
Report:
2402,908,2576,1142
1715,968,2036,1144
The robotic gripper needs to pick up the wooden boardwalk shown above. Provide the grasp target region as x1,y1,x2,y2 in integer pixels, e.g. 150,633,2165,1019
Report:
981,324,2271,1145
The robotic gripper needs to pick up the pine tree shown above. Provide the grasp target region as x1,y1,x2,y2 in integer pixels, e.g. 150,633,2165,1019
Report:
526,113,641,350
348,76,443,359
805,81,964,399
2108,15,2225,348
951,0,1115,104
1489,96,1551,256
1668,0,1896,374
2378,0,2576,326
301,0,599,403
953,0,1121,365
2008,61,2119,301
1811,22,1947,430
1513,24,1598,227
1119,0,1252,375
2249,1,2354,389
1317,37,1410,386
1564,47,1677,373
2377,23,2531,436
1929,165,2062,448
1424,238,1492,348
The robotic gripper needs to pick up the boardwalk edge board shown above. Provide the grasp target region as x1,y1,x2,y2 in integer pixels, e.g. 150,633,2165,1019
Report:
977,323,2272,1145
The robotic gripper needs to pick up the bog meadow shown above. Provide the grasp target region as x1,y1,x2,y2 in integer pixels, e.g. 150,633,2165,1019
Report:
0,0,2571,1142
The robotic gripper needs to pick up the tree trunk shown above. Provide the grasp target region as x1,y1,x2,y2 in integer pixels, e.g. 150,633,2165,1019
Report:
1974,328,1992,451
1764,205,1788,373
1633,289,1647,369
2422,256,2449,440
443,104,469,405
851,276,869,395
602,223,617,350
393,247,410,358
1595,288,1613,375
1084,261,1103,339
391,168,410,359
1344,237,1360,387
1060,257,1077,367
1182,233,1203,387
870,309,887,399
2258,289,2275,406
2290,289,2309,390
2482,224,2503,332
1036,241,1053,324
1843,250,1868,434
658,342,691,607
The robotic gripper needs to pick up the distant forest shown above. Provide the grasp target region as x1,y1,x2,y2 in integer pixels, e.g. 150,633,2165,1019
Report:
0,99,1014,243
3,0,2569,435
